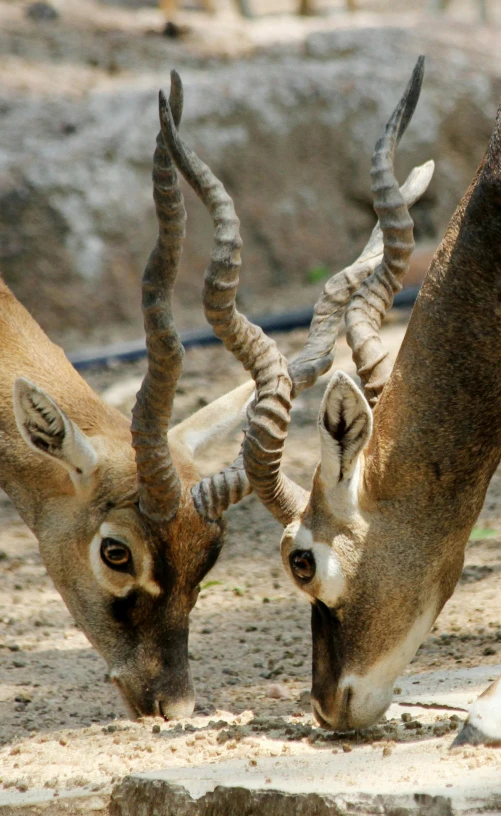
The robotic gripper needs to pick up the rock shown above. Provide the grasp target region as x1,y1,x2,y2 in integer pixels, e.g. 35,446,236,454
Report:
109,759,501,815
1,26,500,345
265,684,290,700
26,2,59,21
297,689,311,707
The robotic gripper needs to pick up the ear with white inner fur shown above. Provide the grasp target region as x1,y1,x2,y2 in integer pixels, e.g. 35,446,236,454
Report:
169,379,254,456
13,378,98,483
318,371,372,488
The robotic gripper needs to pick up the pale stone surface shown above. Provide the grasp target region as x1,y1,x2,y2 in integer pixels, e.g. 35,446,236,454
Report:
106,663,501,815
109,758,501,815
1,0,501,344
0,790,109,815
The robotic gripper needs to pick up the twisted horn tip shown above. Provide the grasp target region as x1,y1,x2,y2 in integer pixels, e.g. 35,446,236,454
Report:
394,55,425,147
158,69,183,131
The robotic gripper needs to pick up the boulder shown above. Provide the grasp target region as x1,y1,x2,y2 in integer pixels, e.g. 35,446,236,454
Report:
1,23,499,345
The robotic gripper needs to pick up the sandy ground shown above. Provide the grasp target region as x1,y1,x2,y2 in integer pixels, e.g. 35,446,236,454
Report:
1,0,501,802
1,319,501,796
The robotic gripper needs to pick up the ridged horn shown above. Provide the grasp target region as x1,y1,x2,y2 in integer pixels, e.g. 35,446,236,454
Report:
159,72,307,524
289,156,434,398
345,56,425,408
130,75,186,523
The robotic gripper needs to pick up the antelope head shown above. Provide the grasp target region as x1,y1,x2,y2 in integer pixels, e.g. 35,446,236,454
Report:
158,62,438,730
9,77,257,720
239,58,456,731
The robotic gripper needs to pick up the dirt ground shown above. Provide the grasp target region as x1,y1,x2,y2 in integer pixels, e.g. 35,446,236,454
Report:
1,319,501,794
1,0,501,801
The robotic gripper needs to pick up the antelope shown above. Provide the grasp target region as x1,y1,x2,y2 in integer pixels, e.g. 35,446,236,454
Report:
159,0,357,22
1,78,258,721
4,71,430,723
161,58,501,746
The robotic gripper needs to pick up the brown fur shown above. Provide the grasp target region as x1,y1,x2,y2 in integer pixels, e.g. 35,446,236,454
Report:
290,107,501,730
0,276,245,719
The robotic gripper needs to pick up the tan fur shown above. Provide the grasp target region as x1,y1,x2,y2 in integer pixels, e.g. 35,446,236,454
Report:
279,115,501,734
0,278,252,720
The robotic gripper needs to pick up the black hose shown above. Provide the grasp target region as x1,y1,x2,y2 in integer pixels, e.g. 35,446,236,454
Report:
68,286,420,371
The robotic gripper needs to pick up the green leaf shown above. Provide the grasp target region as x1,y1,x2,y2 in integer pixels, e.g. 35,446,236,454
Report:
469,527,498,541
307,265,330,284
200,580,222,591
233,586,244,597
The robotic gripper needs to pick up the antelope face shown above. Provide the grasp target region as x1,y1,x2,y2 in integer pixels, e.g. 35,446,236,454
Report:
284,520,441,730
13,377,242,720
55,496,224,720
281,371,447,731
35,467,224,720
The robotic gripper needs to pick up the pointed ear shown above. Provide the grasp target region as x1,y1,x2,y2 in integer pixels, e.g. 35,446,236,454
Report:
13,378,98,485
318,371,372,487
169,380,254,456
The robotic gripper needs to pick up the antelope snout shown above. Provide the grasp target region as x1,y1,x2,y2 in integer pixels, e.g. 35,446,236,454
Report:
311,678,393,731
112,671,196,720
111,640,196,721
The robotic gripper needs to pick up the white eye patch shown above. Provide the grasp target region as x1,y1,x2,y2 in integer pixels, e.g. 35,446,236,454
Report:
89,523,161,598
284,524,346,608
309,541,346,607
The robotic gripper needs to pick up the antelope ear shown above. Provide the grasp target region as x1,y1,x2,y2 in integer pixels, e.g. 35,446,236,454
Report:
318,371,372,488
169,379,254,456
13,378,98,485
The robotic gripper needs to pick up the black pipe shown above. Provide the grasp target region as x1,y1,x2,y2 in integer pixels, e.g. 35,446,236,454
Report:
68,286,420,371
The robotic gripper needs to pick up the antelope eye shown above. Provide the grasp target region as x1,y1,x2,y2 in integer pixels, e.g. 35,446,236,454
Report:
290,550,316,583
101,538,131,571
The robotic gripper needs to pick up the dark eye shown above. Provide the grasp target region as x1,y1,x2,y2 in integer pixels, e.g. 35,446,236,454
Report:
290,550,316,583
101,538,131,571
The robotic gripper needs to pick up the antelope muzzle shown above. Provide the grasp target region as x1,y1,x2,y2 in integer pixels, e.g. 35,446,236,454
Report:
111,626,195,720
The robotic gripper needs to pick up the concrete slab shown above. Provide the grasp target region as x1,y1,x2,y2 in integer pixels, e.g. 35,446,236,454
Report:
110,752,501,816
110,665,501,816
0,788,109,815
3,665,501,815
389,664,501,713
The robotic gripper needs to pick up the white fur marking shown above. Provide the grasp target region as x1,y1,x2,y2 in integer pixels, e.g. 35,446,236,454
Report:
285,525,346,607
467,676,501,740
310,542,346,607
89,524,161,598
341,601,438,726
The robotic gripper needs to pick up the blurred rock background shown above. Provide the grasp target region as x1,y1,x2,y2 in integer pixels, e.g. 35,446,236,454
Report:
0,0,499,348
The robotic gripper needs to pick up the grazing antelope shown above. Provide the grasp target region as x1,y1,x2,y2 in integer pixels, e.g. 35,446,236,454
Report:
247,59,499,745
2,78,259,721
5,71,428,723
161,57,501,746
159,0,357,22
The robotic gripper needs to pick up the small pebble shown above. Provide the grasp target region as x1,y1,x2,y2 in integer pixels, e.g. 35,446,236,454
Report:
26,1,59,20
298,690,311,706
265,684,290,700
